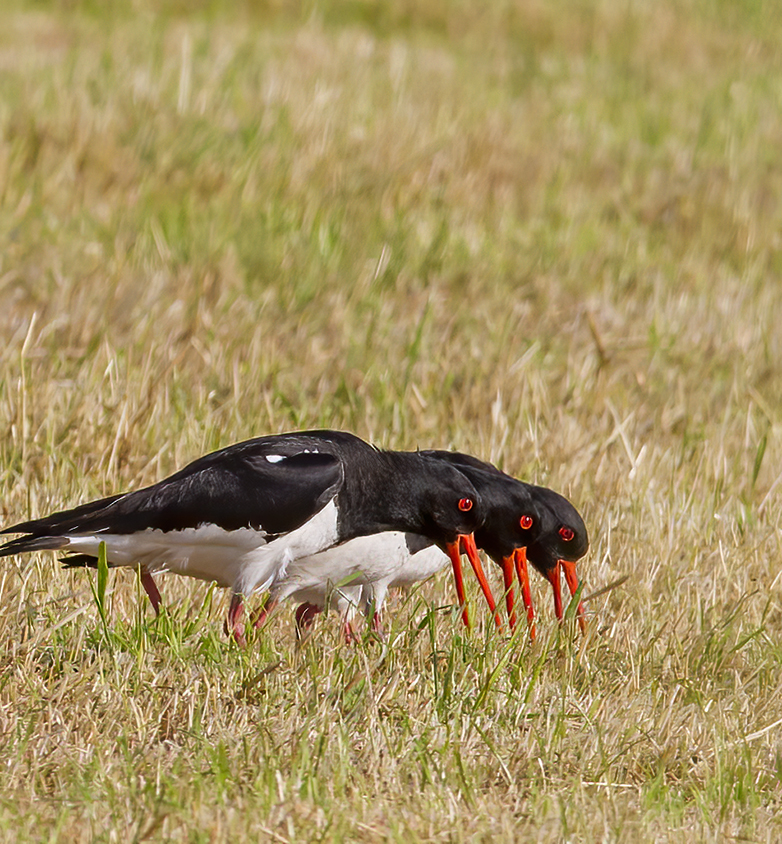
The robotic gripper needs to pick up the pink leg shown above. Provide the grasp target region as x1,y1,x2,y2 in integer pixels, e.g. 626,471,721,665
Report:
225,593,246,647
341,617,359,645
140,569,162,615
370,609,385,641
251,596,278,629
294,602,322,639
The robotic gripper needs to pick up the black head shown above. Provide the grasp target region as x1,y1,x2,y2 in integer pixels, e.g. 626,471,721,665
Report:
420,450,590,634
523,485,589,576
470,474,547,561
424,450,589,633
414,454,485,546
422,451,589,568
423,452,545,562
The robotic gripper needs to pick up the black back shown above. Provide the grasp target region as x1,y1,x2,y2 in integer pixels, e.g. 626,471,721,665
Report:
1,430,485,553
2,437,345,538
318,436,485,545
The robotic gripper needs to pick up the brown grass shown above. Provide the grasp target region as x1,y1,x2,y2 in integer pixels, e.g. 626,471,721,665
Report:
1,0,781,840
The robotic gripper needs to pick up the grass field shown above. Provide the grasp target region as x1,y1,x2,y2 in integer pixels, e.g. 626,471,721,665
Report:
1,0,782,840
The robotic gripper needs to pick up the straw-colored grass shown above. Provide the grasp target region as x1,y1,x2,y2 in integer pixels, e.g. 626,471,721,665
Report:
1,0,781,840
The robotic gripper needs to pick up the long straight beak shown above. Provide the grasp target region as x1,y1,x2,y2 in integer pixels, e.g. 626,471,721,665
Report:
445,539,471,629
460,534,502,629
561,560,587,634
513,547,536,641
500,554,517,631
544,560,563,622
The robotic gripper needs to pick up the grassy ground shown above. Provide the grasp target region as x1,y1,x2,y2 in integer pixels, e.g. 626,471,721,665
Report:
1,0,781,840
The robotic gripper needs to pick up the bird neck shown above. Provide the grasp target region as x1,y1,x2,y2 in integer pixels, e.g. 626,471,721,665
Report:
338,450,432,539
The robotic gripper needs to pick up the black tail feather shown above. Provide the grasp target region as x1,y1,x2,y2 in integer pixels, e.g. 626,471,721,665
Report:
0,535,68,558
60,553,99,569
1,493,125,537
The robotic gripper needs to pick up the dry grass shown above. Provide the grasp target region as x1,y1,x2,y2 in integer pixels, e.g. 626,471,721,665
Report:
1,0,782,840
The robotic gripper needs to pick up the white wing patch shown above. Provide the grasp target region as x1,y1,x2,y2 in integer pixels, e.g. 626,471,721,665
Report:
271,533,449,620
265,448,318,462
387,544,449,587
59,493,340,600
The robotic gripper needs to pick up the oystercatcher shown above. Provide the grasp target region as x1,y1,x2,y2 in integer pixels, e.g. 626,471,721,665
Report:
276,452,589,639
424,451,589,637
0,430,488,643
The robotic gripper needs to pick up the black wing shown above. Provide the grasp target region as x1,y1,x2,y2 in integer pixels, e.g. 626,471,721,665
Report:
1,436,345,547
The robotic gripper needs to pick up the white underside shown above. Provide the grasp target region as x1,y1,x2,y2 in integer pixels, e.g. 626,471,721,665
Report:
60,499,341,596
272,532,412,599
271,531,449,619
388,545,450,587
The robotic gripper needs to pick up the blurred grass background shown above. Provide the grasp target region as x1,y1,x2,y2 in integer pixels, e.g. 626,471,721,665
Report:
1,0,782,840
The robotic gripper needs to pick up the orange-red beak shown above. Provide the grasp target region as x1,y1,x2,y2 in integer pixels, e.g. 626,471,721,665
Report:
444,540,470,628
445,536,501,630
513,547,536,641
500,554,517,631
561,560,587,634
544,561,564,622
544,560,587,635
460,534,502,629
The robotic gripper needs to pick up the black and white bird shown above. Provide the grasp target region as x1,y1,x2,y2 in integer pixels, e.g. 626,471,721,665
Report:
0,430,487,644
271,452,589,640
424,451,589,637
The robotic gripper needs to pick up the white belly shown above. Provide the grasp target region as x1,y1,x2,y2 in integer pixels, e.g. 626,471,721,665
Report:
387,544,449,587
271,531,413,605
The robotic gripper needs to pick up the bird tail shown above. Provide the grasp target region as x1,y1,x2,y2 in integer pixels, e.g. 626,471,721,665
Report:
0,534,69,558
60,553,101,569
0,493,125,539
0,534,107,571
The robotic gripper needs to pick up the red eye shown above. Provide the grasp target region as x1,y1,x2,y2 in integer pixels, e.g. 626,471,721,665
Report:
559,526,575,541
520,515,533,529
458,498,473,512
